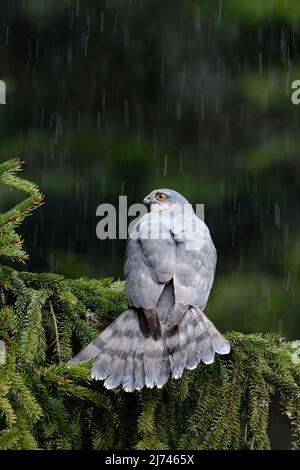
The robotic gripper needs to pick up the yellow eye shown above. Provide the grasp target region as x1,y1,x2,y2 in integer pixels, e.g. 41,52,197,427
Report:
155,193,166,201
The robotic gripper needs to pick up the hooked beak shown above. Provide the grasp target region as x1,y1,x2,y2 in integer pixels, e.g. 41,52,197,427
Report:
143,195,152,206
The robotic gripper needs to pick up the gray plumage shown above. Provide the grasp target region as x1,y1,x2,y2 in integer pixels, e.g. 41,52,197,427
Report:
69,188,230,391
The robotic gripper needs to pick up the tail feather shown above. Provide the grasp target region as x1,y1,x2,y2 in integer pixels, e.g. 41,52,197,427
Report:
122,332,140,392
133,335,145,390
200,314,231,355
143,337,160,388
103,318,138,389
181,317,199,370
91,349,112,381
191,307,215,364
167,326,187,379
143,326,170,388
155,327,170,388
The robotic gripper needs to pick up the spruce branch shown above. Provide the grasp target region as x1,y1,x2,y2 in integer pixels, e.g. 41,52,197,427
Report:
0,159,44,263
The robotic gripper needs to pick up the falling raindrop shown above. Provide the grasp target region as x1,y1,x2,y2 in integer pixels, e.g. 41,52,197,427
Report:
163,155,168,176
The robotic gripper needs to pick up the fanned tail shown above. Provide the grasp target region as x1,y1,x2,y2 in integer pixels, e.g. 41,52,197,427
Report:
69,299,230,391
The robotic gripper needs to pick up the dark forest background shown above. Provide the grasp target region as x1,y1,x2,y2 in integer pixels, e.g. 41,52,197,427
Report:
0,0,300,342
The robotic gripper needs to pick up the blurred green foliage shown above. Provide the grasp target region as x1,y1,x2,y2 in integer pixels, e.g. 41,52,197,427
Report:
0,0,299,340
221,0,300,26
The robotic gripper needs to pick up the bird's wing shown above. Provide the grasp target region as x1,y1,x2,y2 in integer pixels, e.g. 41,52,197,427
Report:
173,214,217,309
124,212,176,310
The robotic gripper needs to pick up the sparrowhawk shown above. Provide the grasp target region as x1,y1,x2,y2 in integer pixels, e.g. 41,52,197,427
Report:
70,189,230,391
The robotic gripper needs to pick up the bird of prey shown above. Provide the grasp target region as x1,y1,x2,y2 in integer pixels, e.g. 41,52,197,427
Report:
70,189,230,391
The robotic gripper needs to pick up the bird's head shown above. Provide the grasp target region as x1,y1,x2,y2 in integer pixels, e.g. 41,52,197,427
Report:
143,189,189,212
